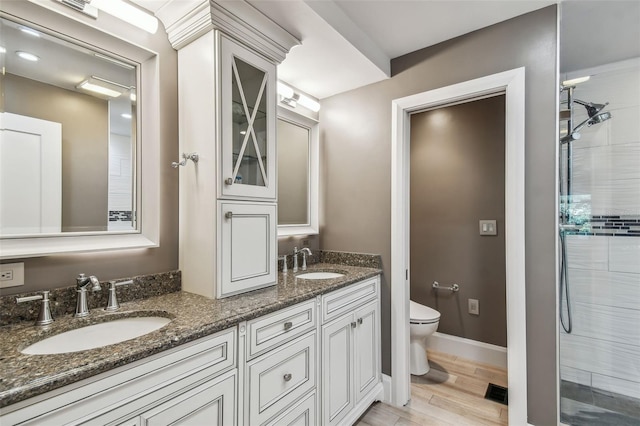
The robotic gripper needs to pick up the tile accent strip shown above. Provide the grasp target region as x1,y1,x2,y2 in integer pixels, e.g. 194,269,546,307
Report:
0,271,181,327
562,215,640,237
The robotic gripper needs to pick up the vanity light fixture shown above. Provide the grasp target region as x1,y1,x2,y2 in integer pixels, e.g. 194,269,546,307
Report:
130,90,137,102
121,113,132,119
277,81,320,112
16,51,40,62
0,46,6,54
77,75,125,98
56,0,158,34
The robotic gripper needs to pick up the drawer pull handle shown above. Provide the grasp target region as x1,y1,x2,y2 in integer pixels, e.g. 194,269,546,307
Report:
351,321,357,328
357,318,363,325
284,321,293,331
283,373,292,382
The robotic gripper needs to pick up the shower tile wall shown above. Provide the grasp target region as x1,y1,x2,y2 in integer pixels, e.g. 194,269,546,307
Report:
561,59,640,400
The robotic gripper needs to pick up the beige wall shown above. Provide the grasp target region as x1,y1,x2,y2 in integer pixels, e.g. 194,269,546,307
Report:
4,73,109,232
410,95,506,347
0,2,178,293
277,119,309,225
320,6,558,424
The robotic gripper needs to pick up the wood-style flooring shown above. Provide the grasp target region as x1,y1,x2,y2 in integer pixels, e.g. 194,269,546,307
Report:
355,350,509,426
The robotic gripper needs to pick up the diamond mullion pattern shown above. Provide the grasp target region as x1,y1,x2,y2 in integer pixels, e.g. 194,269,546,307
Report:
231,57,269,186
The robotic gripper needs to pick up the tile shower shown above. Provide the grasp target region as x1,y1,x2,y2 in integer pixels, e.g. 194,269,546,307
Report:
559,59,640,425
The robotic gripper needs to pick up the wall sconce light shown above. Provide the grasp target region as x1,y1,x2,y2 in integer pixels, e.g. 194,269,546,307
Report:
277,81,320,112
56,0,158,34
77,75,127,98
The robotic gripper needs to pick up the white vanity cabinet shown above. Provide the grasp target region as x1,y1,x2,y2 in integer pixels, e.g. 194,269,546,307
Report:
242,299,319,426
321,277,382,426
0,328,238,426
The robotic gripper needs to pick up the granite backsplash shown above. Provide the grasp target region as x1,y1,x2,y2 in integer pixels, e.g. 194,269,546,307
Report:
0,271,181,327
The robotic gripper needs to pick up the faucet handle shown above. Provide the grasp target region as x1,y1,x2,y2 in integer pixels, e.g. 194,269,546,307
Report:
16,291,54,326
105,280,133,311
279,255,288,274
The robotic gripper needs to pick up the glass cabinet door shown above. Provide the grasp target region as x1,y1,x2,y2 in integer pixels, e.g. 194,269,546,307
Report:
220,34,276,200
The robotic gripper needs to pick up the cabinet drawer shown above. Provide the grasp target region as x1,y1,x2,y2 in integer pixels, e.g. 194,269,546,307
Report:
322,277,378,324
247,300,316,359
247,332,316,426
140,370,236,426
264,391,316,426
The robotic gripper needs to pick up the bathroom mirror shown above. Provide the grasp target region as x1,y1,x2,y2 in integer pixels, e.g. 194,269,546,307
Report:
0,6,159,259
277,107,318,236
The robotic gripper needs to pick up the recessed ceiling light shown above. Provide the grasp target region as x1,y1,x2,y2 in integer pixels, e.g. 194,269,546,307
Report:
20,27,40,37
16,51,39,62
121,113,132,119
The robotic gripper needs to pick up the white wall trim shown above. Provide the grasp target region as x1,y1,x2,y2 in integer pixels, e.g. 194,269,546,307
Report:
426,332,508,369
390,67,527,425
381,374,392,404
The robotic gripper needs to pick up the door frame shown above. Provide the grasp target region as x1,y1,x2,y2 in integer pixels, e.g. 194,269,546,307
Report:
390,67,527,425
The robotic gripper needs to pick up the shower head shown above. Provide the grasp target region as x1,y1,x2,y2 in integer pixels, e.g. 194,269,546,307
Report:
588,111,612,125
573,99,608,118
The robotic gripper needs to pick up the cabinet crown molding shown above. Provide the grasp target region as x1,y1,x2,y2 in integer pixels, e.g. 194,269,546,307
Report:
153,0,299,62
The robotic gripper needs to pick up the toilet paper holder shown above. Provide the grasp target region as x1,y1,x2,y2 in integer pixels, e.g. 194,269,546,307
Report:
432,281,459,292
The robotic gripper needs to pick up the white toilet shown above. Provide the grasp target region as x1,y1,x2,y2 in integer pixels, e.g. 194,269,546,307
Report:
409,300,441,375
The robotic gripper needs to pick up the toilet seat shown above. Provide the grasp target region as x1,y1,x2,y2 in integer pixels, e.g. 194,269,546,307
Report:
410,300,440,324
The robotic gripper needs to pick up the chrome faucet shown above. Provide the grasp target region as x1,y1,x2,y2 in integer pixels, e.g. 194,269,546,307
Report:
293,247,313,272
75,273,101,318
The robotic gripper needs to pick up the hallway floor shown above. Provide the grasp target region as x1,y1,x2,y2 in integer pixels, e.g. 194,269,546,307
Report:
355,350,508,425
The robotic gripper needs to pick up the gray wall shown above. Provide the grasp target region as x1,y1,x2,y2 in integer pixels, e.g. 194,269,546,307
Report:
4,74,109,232
0,2,179,294
319,6,558,425
410,95,506,347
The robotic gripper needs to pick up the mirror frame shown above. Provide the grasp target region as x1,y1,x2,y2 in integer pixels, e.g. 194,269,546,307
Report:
277,106,319,236
0,4,160,259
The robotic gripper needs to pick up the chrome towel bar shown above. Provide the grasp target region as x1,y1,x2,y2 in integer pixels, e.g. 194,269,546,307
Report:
432,281,459,292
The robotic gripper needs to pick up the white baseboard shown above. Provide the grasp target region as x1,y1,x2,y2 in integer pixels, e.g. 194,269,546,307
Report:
426,332,507,369
381,374,392,404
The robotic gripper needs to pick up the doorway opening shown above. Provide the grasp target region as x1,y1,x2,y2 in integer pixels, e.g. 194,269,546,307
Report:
390,68,527,425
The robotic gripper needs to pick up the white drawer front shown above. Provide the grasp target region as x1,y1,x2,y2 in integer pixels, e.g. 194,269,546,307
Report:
264,391,316,426
247,332,316,425
140,370,236,426
322,277,378,324
247,300,316,359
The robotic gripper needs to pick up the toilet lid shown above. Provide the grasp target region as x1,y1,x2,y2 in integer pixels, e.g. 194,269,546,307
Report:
410,300,440,322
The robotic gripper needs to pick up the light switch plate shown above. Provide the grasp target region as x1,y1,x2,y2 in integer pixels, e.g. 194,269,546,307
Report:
0,262,25,288
479,220,497,236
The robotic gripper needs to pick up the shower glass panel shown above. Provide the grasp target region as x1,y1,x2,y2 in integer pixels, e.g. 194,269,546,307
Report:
558,61,640,425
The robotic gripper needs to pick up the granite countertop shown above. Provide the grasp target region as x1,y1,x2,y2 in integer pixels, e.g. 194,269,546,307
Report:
0,263,381,408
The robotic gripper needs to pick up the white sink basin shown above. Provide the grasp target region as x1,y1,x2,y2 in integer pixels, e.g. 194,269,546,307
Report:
296,272,345,280
22,316,171,355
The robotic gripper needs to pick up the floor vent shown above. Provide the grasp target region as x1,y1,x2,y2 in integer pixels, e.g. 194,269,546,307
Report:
485,383,508,405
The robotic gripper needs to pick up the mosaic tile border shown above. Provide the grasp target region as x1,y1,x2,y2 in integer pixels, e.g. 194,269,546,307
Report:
562,215,640,237
108,210,132,222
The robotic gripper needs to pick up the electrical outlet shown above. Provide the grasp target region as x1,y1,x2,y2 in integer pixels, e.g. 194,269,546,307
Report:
0,263,24,288
468,298,480,315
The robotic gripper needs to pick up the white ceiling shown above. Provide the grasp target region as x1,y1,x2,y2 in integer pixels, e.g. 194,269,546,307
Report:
133,0,640,99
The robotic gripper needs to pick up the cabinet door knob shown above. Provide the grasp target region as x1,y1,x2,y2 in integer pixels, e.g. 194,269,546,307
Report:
283,373,292,382
225,212,233,219
283,321,293,331
225,178,234,185
357,318,363,325
351,321,357,328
